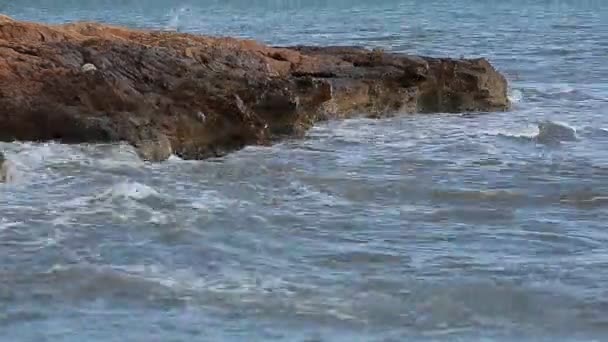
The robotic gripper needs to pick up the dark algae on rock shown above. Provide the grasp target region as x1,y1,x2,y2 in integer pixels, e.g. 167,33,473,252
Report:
0,15,509,161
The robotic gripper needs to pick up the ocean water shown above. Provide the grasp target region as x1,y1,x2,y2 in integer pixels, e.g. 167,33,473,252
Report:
1,1,608,341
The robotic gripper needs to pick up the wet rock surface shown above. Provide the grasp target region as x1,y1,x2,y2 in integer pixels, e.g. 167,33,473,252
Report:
0,15,510,161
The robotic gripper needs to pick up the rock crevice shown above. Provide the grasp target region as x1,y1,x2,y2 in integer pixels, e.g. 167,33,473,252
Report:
0,16,510,161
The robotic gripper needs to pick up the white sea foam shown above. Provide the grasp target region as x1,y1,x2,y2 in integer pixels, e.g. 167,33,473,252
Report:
0,142,72,184
0,142,146,187
167,154,184,162
55,187,166,226
96,181,161,201
508,88,523,104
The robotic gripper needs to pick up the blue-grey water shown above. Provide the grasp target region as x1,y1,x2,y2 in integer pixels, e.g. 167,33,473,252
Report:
1,1,608,341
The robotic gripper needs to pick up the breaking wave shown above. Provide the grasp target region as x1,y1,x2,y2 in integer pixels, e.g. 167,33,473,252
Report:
95,181,162,201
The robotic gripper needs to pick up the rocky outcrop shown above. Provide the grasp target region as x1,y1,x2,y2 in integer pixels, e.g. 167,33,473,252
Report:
0,15,510,161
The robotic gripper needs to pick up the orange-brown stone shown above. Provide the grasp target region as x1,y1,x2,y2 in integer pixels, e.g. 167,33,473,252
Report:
0,16,509,161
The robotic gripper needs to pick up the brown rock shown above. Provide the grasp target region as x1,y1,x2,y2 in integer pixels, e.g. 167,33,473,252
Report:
132,132,172,162
0,16,510,161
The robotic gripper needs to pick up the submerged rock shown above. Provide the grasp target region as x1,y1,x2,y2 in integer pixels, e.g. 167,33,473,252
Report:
0,16,510,161
535,121,577,145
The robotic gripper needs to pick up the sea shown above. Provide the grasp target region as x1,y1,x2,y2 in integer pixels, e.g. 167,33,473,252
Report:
1,1,608,341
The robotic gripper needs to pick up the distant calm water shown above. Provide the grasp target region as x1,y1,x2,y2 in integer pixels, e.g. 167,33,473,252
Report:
1,1,608,341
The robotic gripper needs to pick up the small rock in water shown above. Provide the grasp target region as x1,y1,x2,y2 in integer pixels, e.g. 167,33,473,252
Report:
0,152,9,183
535,121,577,144
81,63,98,73
134,134,173,162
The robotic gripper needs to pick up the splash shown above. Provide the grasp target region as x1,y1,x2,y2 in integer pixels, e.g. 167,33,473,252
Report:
95,181,161,201
164,6,192,32
508,88,523,104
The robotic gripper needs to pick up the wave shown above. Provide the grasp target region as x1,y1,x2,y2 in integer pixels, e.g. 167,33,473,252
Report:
430,207,515,223
41,264,184,305
0,142,76,185
560,189,608,209
579,126,608,140
519,83,601,102
430,188,524,204
284,180,352,209
95,181,161,201
51,180,179,227
0,142,145,186
5,258,599,336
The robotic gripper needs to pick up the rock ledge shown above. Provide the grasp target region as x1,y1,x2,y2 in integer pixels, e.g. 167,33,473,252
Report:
0,16,509,161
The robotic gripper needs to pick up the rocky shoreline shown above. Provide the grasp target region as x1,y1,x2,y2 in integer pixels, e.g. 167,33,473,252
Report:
0,15,509,162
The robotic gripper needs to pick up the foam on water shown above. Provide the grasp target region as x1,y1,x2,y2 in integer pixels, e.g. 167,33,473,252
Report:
0,142,144,187
508,88,523,104
189,191,240,212
0,142,71,184
96,181,161,201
